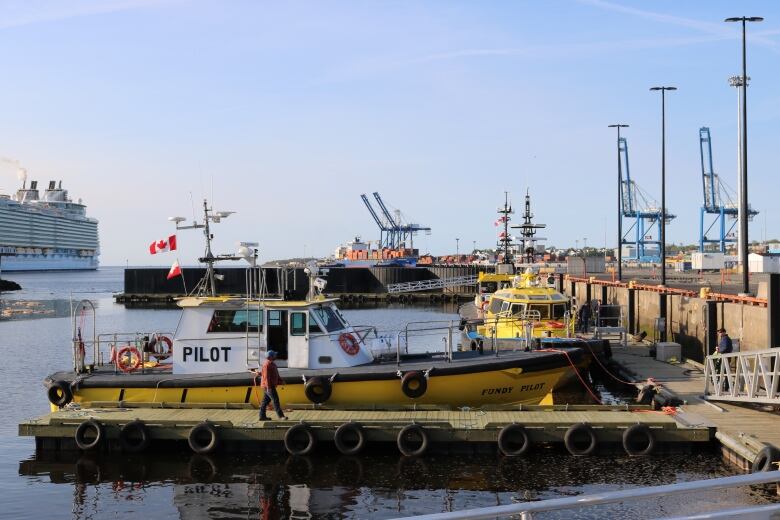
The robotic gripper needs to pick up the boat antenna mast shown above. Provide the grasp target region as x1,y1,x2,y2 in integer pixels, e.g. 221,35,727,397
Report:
513,189,546,264
170,199,256,297
496,191,515,268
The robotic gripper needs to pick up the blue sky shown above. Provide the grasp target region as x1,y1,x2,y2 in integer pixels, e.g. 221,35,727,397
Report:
0,0,778,265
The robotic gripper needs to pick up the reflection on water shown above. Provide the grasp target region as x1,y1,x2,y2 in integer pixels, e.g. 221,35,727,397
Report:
17,449,780,519
0,298,86,321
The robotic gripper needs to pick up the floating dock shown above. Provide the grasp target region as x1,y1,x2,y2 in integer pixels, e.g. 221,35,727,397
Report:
19,403,711,457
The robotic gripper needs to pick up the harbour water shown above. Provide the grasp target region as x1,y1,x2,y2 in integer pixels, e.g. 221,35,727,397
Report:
1,268,775,519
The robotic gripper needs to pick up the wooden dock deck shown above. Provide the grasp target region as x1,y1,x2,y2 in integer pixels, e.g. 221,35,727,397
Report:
610,342,780,469
19,403,710,456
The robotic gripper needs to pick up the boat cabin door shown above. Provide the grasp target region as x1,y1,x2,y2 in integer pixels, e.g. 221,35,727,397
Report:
266,310,289,360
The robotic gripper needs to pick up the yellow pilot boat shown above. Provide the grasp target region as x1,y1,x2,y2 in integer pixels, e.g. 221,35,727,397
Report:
45,292,591,410
464,268,577,352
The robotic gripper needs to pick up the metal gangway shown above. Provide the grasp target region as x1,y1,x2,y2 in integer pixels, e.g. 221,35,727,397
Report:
592,304,628,346
705,348,780,404
386,275,478,294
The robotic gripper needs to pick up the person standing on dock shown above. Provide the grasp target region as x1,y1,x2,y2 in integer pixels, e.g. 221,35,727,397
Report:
717,328,733,354
578,301,592,333
259,350,287,421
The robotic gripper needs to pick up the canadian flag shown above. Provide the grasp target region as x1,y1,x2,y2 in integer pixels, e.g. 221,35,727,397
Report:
150,235,177,254
498,231,507,238
167,260,182,280
494,216,507,226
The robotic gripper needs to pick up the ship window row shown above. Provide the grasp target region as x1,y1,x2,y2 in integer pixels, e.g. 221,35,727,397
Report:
207,307,343,335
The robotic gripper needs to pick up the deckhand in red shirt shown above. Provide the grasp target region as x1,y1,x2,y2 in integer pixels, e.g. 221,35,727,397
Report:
261,358,283,389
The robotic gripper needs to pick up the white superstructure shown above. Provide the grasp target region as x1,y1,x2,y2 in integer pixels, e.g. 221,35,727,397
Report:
0,179,99,271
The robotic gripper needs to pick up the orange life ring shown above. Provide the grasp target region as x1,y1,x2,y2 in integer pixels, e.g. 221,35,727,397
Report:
481,301,489,311
149,334,173,359
116,345,142,373
338,333,360,356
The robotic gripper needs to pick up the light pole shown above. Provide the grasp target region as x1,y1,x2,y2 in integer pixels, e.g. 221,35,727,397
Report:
650,86,676,288
456,237,460,257
473,240,476,253
608,124,629,281
725,16,763,295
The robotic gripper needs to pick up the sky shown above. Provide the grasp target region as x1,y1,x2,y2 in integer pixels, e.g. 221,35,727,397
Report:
0,0,778,266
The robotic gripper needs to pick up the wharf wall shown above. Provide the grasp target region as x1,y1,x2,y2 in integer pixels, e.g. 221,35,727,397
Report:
122,265,493,298
564,276,774,363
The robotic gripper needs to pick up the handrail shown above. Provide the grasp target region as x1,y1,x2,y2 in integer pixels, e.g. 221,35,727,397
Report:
705,348,780,403
400,471,780,520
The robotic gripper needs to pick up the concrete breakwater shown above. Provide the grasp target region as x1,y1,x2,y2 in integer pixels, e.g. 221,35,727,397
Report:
117,265,493,305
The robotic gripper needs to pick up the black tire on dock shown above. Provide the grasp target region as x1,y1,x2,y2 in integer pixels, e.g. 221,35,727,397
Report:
284,423,317,456
74,419,104,451
47,380,73,408
751,445,780,472
334,422,366,456
304,376,333,404
188,421,219,455
564,423,598,456
397,424,429,457
622,424,656,457
497,424,531,457
119,419,151,453
401,371,428,399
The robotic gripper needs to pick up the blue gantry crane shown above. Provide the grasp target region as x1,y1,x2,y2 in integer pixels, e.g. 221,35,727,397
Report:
619,137,676,262
699,127,757,252
360,192,431,249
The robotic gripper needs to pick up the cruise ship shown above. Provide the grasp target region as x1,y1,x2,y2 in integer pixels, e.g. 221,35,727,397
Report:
0,178,99,271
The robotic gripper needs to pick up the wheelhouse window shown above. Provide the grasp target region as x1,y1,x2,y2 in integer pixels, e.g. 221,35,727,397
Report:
552,303,567,319
290,312,307,336
207,309,261,333
510,303,526,316
488,298,504,314
527,304,550,320
311,306,345,332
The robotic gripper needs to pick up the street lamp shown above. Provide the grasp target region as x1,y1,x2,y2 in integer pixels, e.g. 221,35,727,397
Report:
725,16,763,295
456,237,460,257
649,86,676,288
608,124,629,281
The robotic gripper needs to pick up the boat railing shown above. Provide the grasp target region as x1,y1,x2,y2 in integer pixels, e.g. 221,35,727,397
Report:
72,331,177,375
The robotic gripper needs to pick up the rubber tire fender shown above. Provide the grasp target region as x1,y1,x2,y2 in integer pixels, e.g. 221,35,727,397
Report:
284,423,317,456
75,419,104,451
119,419,151,453
304,376,333,404
752,445,780,472
47,380,73,408
397,424,429,457
622,424,656,456
564,422,598,456
333,422,366,456
188,421,219,455
497,424,531,457
401,371,428,399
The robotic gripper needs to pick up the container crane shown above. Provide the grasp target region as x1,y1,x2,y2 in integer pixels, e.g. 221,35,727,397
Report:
698,127,757,252
619,137,675,262
360,192,431,250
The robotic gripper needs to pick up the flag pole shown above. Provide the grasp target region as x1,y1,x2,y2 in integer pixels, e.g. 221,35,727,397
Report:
178,257,187,295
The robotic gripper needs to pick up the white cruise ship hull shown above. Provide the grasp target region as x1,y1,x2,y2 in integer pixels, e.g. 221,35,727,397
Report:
0,252,98,271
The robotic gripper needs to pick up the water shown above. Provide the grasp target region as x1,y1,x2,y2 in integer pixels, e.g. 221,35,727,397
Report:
1,268,775,519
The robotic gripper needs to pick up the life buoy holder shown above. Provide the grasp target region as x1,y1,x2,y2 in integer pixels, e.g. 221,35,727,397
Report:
47,380,73,408
334,422,366,456
497,424,531,456
401,371,428,399
564,422,598,456
397,423,429,457
284,423,317,456
120,419,151,453
304,376,333,404
149,334,173,359
622,424,656,456
116,346,142,373
338,333,360,356
75,419,104,451
188,421,219,454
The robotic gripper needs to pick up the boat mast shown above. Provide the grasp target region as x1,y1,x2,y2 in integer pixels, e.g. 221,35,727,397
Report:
497,191,515,269
513,190,546,264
